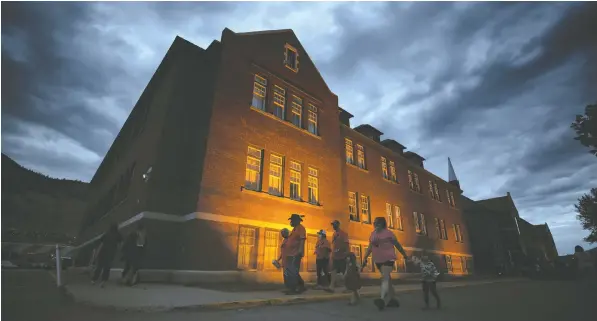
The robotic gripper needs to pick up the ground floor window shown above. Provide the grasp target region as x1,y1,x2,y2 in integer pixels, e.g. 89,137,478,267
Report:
237,226,257,270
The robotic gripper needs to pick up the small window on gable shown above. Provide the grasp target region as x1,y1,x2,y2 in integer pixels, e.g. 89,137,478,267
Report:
284,44,299,72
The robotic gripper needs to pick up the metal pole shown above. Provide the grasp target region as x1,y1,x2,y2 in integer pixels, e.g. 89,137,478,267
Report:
55,244,62,287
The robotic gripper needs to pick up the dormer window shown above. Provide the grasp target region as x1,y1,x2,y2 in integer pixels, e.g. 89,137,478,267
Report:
284,44,299,72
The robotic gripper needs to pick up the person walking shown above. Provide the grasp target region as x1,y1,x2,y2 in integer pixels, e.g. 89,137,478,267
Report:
574,245,594,279
345,252,362,306
91,223,123,288
411,250,442,309
314,229,331,289
325,220,349,293
285,214,307,295
274,228,290,289
362,217,408,310
122,223,147,286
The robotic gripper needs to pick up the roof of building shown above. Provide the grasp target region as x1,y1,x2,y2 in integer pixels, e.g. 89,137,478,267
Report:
404,151,426,161
353,124,384,136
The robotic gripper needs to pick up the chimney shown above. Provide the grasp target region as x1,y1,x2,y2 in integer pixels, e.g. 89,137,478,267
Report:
353,124,383,143
404,151,425,168
381,139,406,155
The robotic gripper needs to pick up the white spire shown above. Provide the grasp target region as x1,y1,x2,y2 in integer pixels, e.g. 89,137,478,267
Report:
448,157,458,182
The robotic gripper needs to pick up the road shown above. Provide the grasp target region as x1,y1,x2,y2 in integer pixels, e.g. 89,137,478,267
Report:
3,270,597,321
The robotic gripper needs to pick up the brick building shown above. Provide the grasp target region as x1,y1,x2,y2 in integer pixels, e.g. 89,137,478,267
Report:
75,28,473,282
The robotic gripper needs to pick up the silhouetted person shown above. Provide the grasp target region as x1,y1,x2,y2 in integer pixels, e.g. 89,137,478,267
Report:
122,222,147,286
314,229,331,289
285,214,307,295
91,223,122,287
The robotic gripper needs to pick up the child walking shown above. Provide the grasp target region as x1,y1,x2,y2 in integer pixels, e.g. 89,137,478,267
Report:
411,250,442,309
344,252,361,305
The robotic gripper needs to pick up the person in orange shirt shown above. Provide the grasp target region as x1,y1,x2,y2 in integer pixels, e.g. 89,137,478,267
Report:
285,214,307,294
326,220,349,293
314,229,331,289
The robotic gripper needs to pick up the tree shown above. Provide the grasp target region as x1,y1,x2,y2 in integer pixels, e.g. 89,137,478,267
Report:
575,188,597,244
571,103,597,157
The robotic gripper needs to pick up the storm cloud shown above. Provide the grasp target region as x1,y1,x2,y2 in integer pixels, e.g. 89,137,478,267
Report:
2,1,596,254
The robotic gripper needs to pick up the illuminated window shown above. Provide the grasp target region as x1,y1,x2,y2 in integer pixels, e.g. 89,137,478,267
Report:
460,257,466,272
345,138,354,164
394,205,403,230
245,146,262,191
284,44,299,72
348,192,358,221
381,157,389,180
356,144,366,169
252,75,267,111
360,195,371,223
386,203,395,228
273,86,285,119
308,167,319,204
263,230,280,270
350,244,362,266
413,212,426,235
435,218,447,240
453,224,463,243
237,226,257,269
408,170,420,192
268,154,283,196
445,255,453,272
446,190,453,207
450,191,456,207
289,161,301,200
291,95,302,128
434,181,441,202
428,181,435,198
389,161,397,182
308,104,318,135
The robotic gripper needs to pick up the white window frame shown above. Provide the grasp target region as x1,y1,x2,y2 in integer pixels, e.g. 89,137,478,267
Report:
394,205,403,231
386,203,394,228
291,95,302,128
389,161,397,182
252,75,267,111
273,85,286,119
289,161,301,200
348,192,358,221
308,167,319,205
284,43,299,72
308,104,318,135
268,154,284,196
360,194,370,223
356,144,366,169
245,146,263,191
345,138,354,164
381,157,389,180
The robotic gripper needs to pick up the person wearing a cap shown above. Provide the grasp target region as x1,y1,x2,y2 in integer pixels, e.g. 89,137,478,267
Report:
362,217,409,310
285,213,307,294
314,229,331,289
326,219,349,293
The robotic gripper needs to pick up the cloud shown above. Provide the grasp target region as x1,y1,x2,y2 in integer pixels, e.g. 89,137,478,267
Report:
2,1,596,254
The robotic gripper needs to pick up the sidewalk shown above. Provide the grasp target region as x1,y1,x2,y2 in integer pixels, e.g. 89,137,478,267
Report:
56,272,523,312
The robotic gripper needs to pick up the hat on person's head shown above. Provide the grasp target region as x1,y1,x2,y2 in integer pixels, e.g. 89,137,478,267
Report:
331,220,341,226
288,213,304,221
317,229,326,236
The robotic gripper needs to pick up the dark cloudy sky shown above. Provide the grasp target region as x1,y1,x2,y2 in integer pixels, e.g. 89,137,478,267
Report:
2,1,596,254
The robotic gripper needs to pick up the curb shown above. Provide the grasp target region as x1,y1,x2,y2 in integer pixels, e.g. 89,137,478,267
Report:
171,278,522,312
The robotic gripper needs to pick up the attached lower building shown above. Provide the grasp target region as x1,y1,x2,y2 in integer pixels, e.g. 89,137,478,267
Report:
75,28,473,282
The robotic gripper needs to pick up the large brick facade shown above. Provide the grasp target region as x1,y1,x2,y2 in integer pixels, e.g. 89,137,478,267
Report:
76,28,474,279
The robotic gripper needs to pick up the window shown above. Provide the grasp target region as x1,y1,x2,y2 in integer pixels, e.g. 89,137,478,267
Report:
453,224,463,243
284,44,299,71
245,146,263,191
445,255,453,272
356,144,366,169
450,191,456,207
434,181,441,202
348,192,358,221
435,218,448,240
389,161,397,182
446,190,452,206
291,95,302,128
308,104,318,135
460,257,466,272
428,181,435,198
273,85,286,119
252,75,267,111
386,203,394,228
307,235,318,272
350,244,362,266
268,154,284,196
237,226,257,269
408,170,420,192
308,167,319,204
394,205,403,231
381,157,389,180
263,230,279,270
360,195,371,223
413,212,426,235
290,161,301,200
345,138,354,164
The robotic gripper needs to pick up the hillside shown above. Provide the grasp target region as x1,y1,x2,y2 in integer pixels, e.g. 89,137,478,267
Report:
1,153,90,244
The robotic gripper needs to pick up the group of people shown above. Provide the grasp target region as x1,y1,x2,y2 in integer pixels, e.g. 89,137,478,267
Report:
276,214,442,310
89,222,147,288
